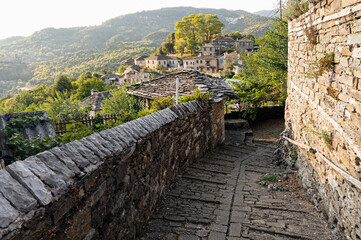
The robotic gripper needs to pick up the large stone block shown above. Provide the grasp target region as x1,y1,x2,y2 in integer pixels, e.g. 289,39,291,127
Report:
0,169,37,212
0,193,19,228
7,161,52,206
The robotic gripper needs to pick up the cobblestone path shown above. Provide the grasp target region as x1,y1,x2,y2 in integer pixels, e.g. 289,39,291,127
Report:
144,141,334,240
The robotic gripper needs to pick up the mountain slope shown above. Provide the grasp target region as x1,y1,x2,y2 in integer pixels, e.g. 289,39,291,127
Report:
254,9,279,18
0,7,271,63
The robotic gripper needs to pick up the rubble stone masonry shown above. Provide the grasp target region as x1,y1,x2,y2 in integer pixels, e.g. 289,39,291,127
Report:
0,101,225,239
286,0,361,238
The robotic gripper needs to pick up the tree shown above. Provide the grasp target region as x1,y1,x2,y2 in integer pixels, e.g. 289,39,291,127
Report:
101,87,144,116
118,65,127,75
74,78,109,100
175,13,224,55
232,20,288,117
52,75,73,94
175,38,187,56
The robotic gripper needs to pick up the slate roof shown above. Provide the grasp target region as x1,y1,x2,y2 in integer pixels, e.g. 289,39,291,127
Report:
127,70,238,103
145,55,171,61
121,58,135,65
80,90,112,111
237,37,253,42
100,74,121,80
135,56,149,61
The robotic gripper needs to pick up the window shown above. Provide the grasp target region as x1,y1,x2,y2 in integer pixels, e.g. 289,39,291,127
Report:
204,47,206,51
200,60,203,63
207,68,210,71
196,60,198,63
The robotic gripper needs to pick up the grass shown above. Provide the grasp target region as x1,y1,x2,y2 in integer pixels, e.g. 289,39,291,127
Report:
262,174,279,182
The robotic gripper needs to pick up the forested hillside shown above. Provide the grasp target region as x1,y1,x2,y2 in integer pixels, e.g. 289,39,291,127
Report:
0,7,272,97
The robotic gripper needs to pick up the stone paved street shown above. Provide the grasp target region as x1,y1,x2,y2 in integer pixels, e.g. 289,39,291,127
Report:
143,131,334,239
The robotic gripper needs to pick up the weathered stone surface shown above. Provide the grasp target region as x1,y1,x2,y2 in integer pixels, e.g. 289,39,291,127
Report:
35,151,74,179
79,135,111,158
287,1,361,238
71,140,101,165
0,193,19,228
7,161,52,206
98,130,124,153
22,156,67,194
49,146,82,176
0,169,37,212
60,143,91,170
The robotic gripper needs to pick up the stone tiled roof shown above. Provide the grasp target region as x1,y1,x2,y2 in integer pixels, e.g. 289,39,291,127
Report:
135,56,149,61
127,70,238,103
80,90,112,111
145,55,171,61
100,74,121,80
237,37,253,42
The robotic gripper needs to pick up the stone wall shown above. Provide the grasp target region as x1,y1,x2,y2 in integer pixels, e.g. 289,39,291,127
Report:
286,0,361,239
0,100,225,240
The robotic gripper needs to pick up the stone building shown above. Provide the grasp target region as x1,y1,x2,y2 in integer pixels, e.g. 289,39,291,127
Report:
80,90,112,117
285,0,361,238
144,55,182,70
235,38,254,53
127,70,237,109
134,56,148,67
100,74,122,86
193,55,219,74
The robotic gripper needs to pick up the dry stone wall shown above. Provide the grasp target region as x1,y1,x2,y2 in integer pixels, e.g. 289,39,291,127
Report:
286,0,361,239
0,100,225,240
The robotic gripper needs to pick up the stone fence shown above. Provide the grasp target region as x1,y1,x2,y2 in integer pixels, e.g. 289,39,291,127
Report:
0,100,225,239
286,0,361,238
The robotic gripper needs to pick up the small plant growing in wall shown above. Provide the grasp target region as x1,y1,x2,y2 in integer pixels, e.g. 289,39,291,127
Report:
303,24,317,47
306,52,335,78
321,130,333,149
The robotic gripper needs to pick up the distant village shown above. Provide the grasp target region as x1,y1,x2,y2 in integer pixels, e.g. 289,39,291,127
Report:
101,37,255,86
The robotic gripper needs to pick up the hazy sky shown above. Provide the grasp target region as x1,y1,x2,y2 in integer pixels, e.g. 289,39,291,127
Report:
0,0,279,40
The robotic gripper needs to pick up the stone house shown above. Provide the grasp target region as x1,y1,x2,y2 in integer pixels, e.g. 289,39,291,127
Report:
167,56,183,69
100,74,122,86
145,55,170,70
201,43,219,56
127,70,237,109
144,55,182,70
80,90,112,117
194,55,219,74
235,38,254,53
183,56,197,70
218,52,244,73
120,58,135,66
134,56,148,67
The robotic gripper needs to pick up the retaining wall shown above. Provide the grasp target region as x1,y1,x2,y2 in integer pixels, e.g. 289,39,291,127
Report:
0,100,225,239
286,0,361,238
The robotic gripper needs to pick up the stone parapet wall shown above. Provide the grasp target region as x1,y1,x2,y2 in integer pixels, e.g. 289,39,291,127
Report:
0,100,225,240
286,0,361,238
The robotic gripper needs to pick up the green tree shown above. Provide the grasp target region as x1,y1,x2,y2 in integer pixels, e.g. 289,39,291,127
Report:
175,13,224,55
175,38,187,56
118,65,127,75
74,78,109,100
43,92,89,121
52,74,73,94
232,20,288,117
101,87,144,116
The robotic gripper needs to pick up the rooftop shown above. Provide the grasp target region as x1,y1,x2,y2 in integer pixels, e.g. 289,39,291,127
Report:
80,90,112,111
127,70,237,103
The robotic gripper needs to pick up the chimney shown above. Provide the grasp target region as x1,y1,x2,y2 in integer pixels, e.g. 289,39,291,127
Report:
91,89,97,95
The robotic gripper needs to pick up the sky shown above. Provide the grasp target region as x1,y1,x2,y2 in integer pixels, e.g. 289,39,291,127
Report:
0,0,278,40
